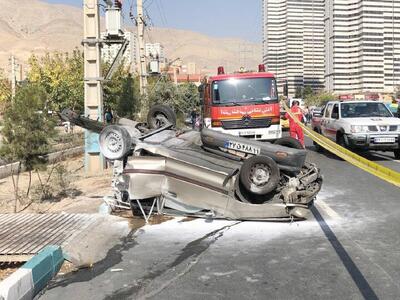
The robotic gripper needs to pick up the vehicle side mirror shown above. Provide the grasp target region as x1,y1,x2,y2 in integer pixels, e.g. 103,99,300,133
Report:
331,112,339,119
198,84,204,105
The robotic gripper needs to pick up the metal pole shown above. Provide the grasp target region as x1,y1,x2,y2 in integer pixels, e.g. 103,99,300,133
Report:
11,55,16,100
137,0,148,96
83,0,105,174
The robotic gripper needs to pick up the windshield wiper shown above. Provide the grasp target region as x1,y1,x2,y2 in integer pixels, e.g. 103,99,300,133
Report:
257,99,277,104
223,102,243,106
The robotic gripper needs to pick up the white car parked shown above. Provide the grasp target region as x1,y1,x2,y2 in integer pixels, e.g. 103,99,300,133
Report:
311,101,400,159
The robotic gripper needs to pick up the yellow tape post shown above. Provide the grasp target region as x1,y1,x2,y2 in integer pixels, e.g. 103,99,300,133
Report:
281,101,400,188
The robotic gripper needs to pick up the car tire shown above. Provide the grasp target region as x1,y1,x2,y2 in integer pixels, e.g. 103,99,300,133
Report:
147,105,177,129
99,125,132,160
337,134,346,148
274,137,303,149
239,155,280,195
313,129,324,153
394,149,400,159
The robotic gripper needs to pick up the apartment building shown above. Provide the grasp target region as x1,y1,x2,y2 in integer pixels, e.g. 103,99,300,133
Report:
263,0,325,96
325,0,400,94
101,31,137,72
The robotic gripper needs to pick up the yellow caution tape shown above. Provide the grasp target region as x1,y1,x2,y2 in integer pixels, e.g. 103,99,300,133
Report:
281,101,400,188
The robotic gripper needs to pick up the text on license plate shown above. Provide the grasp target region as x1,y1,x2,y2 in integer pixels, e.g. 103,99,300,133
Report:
224,141,261,155
239,131,255,136
374,137,396,143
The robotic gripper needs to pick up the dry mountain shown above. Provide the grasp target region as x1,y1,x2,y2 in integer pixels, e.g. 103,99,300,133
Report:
0,0,261,74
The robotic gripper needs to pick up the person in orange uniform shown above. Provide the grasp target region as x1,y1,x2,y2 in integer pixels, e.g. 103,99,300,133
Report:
285,100,305,148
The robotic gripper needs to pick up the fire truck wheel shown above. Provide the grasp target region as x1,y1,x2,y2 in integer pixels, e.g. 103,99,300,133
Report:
147,105,177,129
274,137,303,149
240,155,280,195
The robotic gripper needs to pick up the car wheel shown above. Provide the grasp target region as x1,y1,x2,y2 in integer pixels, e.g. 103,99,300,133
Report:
337,134,346,148
274,137,303,149
99,125,132,160
394,149,400,159
147,105,177,129
239,155,280,195
313,129,324,153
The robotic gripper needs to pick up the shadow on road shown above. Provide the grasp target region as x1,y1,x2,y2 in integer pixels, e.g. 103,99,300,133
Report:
311,206,378,300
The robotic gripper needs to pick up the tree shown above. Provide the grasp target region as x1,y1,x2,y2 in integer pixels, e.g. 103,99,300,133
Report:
0,69,11,113
177,82,200,114
27,50,84,112
0,84,57,212
304,91,335,107
294,86,303,98
395,85,400,99
147,76,200,116
117,74,139,118
103,63,140,118
303,86,314,98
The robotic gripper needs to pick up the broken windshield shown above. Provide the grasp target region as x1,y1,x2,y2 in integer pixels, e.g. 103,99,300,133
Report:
212,78,278,105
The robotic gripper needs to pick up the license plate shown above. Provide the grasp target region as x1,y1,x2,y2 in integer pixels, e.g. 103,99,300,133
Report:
239,131,255,136
374,137,396,143
224,141,261,155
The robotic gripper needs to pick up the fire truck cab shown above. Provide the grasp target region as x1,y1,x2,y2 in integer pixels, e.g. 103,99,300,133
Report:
200,65,282,141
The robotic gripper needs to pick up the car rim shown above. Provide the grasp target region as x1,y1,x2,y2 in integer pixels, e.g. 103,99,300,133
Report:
155,113,168,127
105,131,123,154
249,164,271,187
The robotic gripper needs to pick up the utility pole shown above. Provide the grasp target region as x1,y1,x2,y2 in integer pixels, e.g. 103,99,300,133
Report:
10,55,16,100
83,0,105,174
136,0,148,96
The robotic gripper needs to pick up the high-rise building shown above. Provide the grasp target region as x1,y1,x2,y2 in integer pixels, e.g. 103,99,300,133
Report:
145,43,165,60
101,31,137,72
325,0,400,94
263,0,325,96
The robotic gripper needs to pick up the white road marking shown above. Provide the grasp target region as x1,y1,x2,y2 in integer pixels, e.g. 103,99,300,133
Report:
315,199,342,220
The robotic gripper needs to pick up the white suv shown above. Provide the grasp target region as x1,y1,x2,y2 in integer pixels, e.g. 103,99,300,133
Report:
312,101,400,158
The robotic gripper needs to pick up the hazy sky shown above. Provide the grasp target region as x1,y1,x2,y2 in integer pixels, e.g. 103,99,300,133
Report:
44,0,262,42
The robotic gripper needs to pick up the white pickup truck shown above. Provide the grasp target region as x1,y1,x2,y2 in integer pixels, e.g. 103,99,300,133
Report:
311,100,400,158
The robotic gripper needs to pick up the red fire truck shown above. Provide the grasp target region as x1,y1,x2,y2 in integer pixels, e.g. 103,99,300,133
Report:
200,65,281,141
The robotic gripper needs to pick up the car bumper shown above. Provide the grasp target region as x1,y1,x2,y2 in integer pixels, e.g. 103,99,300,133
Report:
346,134,400,150
208,125,282,140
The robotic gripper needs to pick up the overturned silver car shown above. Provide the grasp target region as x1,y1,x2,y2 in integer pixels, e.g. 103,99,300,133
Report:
61,106,322,221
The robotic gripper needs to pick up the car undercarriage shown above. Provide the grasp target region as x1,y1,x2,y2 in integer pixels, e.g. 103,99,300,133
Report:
60,106,323,221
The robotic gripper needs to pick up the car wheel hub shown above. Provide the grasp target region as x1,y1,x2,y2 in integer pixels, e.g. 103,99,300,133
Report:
106,132,122,153
155,114,168,127
250,164,270,186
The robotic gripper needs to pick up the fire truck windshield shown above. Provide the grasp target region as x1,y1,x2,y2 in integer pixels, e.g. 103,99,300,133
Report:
212,78,278,106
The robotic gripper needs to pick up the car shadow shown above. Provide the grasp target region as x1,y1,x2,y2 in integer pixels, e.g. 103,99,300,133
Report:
311,206,378,300
306,145,396,163
360,151,396,162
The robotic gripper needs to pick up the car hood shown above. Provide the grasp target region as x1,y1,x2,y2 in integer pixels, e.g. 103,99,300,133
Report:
343,117,400,126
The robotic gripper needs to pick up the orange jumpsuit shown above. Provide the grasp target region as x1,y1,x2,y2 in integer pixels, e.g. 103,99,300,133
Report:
285,106,304,147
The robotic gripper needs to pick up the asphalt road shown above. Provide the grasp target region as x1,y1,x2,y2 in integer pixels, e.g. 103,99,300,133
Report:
40,138,400,300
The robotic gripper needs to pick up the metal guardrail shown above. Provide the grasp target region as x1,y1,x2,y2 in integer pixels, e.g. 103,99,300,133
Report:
281,101,400,188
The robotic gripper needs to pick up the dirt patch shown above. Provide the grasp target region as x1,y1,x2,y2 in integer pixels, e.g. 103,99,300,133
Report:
0,263,22,281
0,155,113,214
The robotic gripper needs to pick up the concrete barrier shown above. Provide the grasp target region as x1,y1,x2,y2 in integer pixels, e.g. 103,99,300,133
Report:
0,147,83,180
0,246,64,300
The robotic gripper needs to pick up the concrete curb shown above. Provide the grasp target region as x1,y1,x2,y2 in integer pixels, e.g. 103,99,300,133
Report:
0,246,64,300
